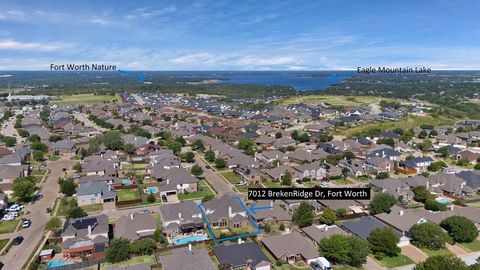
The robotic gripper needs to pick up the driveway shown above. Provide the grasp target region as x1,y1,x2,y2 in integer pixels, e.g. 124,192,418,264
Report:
401,245,428,263
0,157,76,270
447,243,468,256
365,256,385,270
74,112,107,132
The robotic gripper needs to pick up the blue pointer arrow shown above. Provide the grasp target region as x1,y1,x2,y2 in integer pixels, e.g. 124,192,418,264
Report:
249,202,273,215
118,70,146,83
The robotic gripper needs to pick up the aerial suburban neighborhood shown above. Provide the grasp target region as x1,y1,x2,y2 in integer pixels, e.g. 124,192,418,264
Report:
0,88,479,270
1,1,480,270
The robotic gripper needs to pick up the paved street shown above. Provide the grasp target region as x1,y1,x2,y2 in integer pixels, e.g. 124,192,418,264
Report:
1,109,23,144
74,112,107,132
194,154,236,196
0,157,76,270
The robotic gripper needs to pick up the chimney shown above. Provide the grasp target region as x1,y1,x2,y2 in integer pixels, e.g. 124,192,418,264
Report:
238,238,242,245
450,204,454,210
399,210,404,216
87,225,92,237
188,243,192,251
130,213,134,220
228,206,232,218
178,212,182,220
426,180,430,190
325,226,329,232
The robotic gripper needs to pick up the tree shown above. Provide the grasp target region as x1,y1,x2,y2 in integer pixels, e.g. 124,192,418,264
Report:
281,170,292,186
215,158,226,169
45,217,62,234
73,162,82,172
377,138,395,147
123,143,135,154
297,133,310,143
414,255,469,270
291,130,299,140
129,238,156,255
183,151,195,163
31,141,48,152
49,135,63,142
428,161,447,172
191,164,203,177
292,202,314,228
319,234,370,267
174,136,187,146
367,227,400,257
106,238,130,263
146,193,156,203
12,177,36,202
376,172,390,179
409,222,451,249
336,208,347,217
33,150,44,161
27,134,41,142
238,138,253,151
153,228,165,243
17,129,29,138
425,199,447,211
412,186,433,203
370,193,397,215
192,139,204,151
343,151,355,160
440,216,479,243
319,207,336,225
166,141,182,154
419,130,428,139
275,132,283,139
205,150,215,162
58,178,76,196
1,136,16,147
102,130,124,150
65,199,87,219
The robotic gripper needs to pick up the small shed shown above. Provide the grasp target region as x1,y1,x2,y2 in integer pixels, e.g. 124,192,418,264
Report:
39,249,54,261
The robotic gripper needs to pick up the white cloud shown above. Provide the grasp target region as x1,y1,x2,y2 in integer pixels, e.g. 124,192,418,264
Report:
89,17,110,25
125,5,177,20
0,10,25,21
0,39,60,51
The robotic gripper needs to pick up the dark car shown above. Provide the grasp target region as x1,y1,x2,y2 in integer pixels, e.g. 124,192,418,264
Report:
13,236,24,245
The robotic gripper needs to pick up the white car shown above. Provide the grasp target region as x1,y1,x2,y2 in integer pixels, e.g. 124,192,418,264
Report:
1,216,14,221
22,220,31,228
7,205,23,212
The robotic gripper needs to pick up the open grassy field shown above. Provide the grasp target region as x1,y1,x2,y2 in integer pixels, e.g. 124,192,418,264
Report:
279,95,393,107
220,171,242,184
336,115,455,137
51,93,121,105
420,247,451,257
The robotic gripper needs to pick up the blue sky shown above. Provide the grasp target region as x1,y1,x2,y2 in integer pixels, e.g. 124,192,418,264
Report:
0,0,479,70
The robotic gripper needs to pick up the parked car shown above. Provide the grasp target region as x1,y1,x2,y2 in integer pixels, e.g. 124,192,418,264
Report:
235,181,248,187
139,209,151,214
22,219,31,228
12,236,23,246
7,204,23,212
1,215,14,221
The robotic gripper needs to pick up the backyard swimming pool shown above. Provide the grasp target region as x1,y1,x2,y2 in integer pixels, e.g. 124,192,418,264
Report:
436,196,454,204
121,180,133,186
174,235,208,245
47,259,69,268
144,187,158,194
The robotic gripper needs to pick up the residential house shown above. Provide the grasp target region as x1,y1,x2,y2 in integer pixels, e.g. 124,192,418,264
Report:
261,232,319,264
159,247,216,270
302,224,349,245
82,156,118,177
75,181,116,206
159,201,204,237
237,167,263,185
201,195,249,228
375,205,428,238
61,214,109,259
150,167,197,196
364,157,392,174
294,161,327,181
399,157,433,174
213,242,272,270
341,216,407,245
249,201,292,226
114,212,157,241
51,139,77,155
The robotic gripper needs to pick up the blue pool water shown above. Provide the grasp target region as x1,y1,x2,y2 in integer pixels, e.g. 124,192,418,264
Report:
48,259,68,268
174,235,208,245
436,197,454,204
145,187,158,194
121,180,133,186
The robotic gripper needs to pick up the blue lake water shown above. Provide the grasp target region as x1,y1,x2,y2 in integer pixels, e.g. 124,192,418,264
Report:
221,71,353,91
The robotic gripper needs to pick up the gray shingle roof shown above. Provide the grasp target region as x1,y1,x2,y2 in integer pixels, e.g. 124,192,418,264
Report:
212,242,271,268
159,247,215,270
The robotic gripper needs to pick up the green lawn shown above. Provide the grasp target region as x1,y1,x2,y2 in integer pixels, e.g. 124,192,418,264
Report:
0,220,19,234
51,94,121,105
177,180,214,201
237,184,262,193
280,95,387,107
220,171,242,184
459,239,480,252
117,189,140,201
333,266,363,270
81,203,103,213
101,255,155,270
213,226,255,238
47,155,61,161
421,247,451,257
0,239,8,251
376,254,415,268
122,163,148,170
331,178,353,185
337,115,455,137
263,181,289,188
31,169,47,175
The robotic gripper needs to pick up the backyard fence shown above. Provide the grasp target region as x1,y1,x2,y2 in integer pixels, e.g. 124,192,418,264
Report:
48,258,105,270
